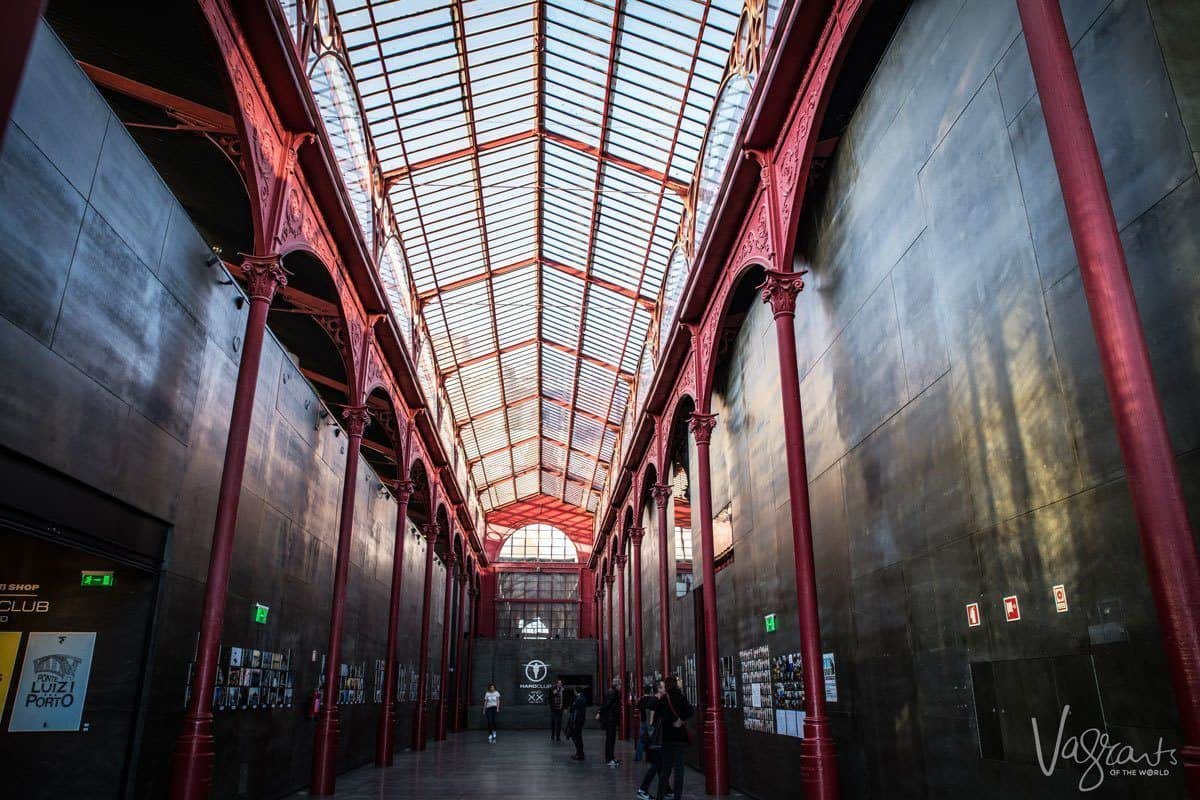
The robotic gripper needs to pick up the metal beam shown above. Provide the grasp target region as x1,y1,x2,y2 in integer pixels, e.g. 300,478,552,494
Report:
78,61,236,133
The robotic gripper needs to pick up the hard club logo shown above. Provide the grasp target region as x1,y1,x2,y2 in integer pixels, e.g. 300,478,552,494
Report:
524,659,548,683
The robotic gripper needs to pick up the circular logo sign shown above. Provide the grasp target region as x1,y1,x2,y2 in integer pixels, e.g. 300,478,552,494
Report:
525,659,549,683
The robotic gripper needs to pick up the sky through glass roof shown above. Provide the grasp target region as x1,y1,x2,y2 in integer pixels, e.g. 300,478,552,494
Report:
335,0,743,513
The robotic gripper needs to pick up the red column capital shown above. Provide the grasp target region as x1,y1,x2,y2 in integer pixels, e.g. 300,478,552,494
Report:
758,268,808,318
389,479,415,505
341,405,370,437
651,484,671,509
628,526,645,546
688,412,718,444
240,253,288,302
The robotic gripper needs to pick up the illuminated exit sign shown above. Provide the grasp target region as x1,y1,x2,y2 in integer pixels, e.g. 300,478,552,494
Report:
81,570,114,587
253,603,270,624
764,613,777,633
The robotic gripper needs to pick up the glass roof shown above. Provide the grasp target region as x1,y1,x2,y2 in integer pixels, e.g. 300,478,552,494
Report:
335,0,743,512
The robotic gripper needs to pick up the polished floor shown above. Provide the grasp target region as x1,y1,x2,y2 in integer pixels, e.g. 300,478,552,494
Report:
328,729,747,799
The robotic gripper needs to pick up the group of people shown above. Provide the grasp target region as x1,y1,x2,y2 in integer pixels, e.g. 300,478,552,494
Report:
481,674,694,799
552,675,694,799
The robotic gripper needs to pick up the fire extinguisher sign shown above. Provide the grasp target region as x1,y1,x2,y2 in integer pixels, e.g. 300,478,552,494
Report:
1003,595,1021,622
965,602,981,628
1052,584,1068,613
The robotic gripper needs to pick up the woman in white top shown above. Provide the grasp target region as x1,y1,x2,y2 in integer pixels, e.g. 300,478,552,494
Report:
483,683,501,741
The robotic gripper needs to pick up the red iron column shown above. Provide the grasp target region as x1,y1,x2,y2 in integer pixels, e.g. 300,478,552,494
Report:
616,547,629,739
311,404,371,795
761,270,839,800
606,571,615,694
376,480,414,767
411,523,440,751
1017,2,1200,792
452,565,467,732
464,582,478,727
629,526,645,731
169,256,287,800
689,412,729,796
596,584,606,688
652,484,672,676
435,547,457,741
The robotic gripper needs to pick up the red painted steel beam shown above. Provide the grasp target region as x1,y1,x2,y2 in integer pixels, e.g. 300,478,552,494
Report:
1017,1,1200,793
77,61,236,133
542,130,688,196
382,129,538,183
557,0,626,505
419,257,655,310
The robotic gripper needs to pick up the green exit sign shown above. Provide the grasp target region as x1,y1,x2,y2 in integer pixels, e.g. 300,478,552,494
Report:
81,570,114,587
253,603,270,624
764,613,777,633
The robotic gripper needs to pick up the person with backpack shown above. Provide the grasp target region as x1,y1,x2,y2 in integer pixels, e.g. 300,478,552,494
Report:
634,682,659,762
566,687,588,760
596,677,623,766
636,680,667,799
652,676,693,799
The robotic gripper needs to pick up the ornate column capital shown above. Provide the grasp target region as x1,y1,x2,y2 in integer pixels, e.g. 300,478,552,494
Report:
444,549,458,569
688,412,718,444
758,269,808,318
651,484,672,509
341,405,370,437
240,254,288,302
421,523,441,543
628,526,645,546
614,551,627,570
605,571,616,587
390,479,415,504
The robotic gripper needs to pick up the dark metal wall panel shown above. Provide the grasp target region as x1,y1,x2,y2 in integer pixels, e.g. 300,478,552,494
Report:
676,0,1200,798
0,22,429,799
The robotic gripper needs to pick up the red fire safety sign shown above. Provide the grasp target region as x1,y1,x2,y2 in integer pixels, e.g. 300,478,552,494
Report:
965,602,981,627
1052,584,1068,613
1003,595,1021,622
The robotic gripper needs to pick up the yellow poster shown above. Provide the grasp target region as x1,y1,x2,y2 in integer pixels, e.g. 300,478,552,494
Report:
0,631,21,718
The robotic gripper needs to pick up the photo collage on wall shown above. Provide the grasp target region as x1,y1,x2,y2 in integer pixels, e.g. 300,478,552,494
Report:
738,645,774,733
316,656,370,705
719,655,738,709
406,664,419,701
429,672,440,701
771,652,806,737
373,659,385,703
185,646,294,712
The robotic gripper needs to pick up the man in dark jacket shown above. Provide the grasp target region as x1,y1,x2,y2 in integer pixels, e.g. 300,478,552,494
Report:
567,688,588,760
596,677,623,766
654,676,693,800
548,678,566,742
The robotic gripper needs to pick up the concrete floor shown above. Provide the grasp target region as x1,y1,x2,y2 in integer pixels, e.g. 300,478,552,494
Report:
328,729,748,799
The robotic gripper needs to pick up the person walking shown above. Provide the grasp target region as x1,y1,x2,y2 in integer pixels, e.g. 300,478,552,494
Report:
634,682,658,762
548,677,566,742
596,676,622,766
636,680,667,800
567,687,588,760
653,676,693,799
483,683,500,742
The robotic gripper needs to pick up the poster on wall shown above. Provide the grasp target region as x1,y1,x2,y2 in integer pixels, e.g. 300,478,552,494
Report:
771,652,805,738
0,631,22,718
683,654,698,707
8,631,96,731
739,645,774,733
822,653,837,703
719,655,737,709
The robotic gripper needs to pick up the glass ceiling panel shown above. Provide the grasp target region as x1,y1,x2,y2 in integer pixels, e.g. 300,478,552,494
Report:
335,0,746,511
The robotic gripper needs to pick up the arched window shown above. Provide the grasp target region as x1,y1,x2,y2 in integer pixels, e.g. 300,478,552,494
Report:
498,524,576,562
693,74,753,250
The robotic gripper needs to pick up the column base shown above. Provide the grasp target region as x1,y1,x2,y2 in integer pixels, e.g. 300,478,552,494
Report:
310,707,340,795
169,712,215,800
701,704,730,796
800,715,840,800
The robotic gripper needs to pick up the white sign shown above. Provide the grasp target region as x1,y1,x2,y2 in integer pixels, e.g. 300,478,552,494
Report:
1003,595,1021,623
750,682,762,708
524,659,549,683
1052,584,1068,613
822,653,837,703
9,632,96,732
